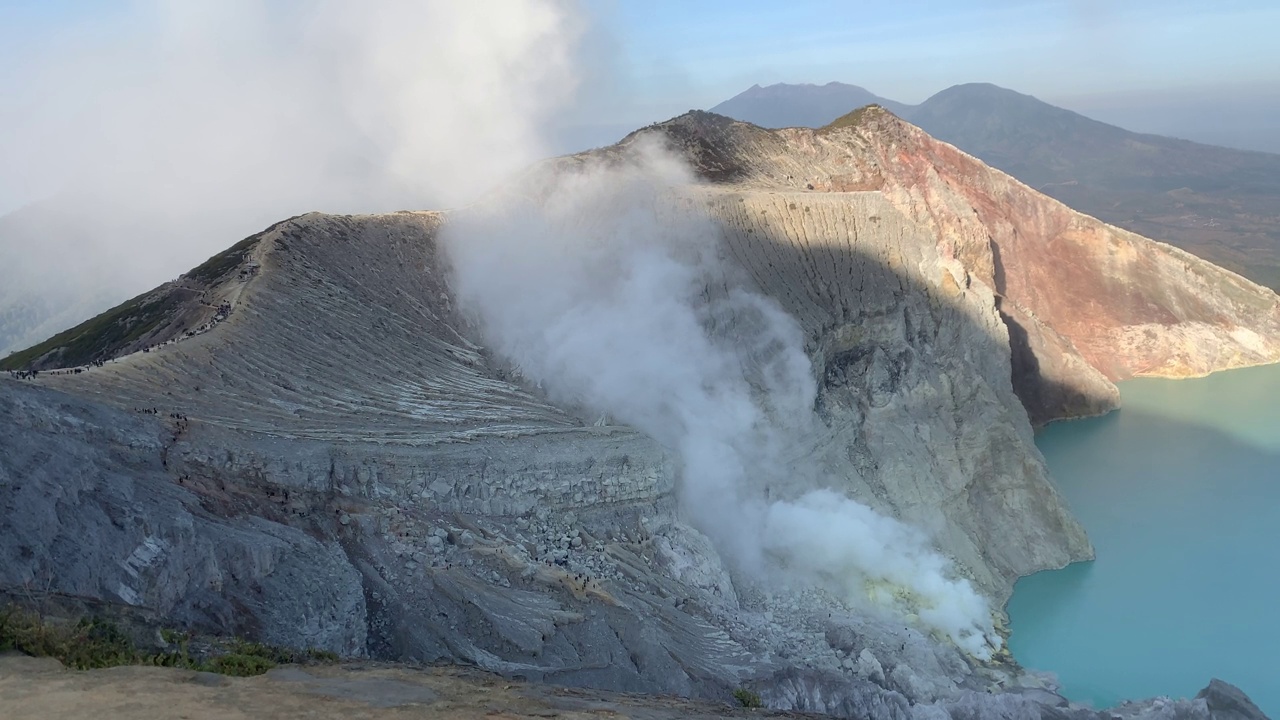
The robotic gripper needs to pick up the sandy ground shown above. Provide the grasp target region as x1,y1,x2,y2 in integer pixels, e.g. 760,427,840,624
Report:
0,653,811,720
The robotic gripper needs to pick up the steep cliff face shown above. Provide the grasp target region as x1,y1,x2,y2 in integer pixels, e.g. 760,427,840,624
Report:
0,203,1090,710
623,109,1280,425
1,111,1273,716
691,190,1088,599
6,199,1086,601
837,109,1280,382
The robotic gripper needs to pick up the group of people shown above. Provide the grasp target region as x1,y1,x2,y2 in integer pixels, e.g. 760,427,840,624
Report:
133,408,188,421
179,301,235,342
7,357,111,381
33,366,87,376
6,297,237,382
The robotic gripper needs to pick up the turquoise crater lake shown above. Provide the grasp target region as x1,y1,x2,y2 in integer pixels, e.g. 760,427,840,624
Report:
1007,363,1280,714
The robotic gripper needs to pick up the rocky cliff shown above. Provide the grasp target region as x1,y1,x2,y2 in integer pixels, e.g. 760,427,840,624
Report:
709,82,1280,294
620,108,1280,425
1,111,1273,718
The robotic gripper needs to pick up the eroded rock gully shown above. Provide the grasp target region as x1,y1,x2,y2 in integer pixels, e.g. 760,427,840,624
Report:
2,109,1274,718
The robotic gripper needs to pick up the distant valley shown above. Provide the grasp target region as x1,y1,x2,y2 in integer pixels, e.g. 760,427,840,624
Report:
711,82,1280,290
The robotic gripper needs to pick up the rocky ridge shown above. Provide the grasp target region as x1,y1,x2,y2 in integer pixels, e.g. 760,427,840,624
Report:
618,108,1280,424
711,82,1280,293
1,111,1274,718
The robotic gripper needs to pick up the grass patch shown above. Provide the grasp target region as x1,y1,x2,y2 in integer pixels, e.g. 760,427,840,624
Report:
204,653,277,677
185,235,261,285
733,688,763,708
818,104,885,134
0,292,181,370
1,218,291,371
0,609,136,670
0,605,337,677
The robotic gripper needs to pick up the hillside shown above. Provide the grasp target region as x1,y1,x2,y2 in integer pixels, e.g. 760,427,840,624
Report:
709,82,1280,290
909,84,1280,289
2,110,1274,717
709,82,913,129
619,109,1280,423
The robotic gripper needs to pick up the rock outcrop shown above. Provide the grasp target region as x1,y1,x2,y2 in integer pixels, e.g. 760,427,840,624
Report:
2,110,1274,717
620,108,1280,424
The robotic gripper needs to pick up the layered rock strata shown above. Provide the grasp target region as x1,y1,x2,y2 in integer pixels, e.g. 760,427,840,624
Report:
621,109,1280,424
2,110,1274,717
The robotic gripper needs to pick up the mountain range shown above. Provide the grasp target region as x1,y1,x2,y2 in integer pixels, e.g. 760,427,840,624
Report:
711,82,1280,290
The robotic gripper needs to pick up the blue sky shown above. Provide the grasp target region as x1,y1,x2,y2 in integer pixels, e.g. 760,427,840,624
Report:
7,1,1278,107
592,0,1280,112
2,0,1279,163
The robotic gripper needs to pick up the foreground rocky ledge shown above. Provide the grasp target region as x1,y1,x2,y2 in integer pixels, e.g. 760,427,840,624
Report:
0,653,806,720
0,654,1266,720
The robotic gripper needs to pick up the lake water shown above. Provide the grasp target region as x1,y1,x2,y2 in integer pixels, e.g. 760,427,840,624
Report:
1007,363,1280,714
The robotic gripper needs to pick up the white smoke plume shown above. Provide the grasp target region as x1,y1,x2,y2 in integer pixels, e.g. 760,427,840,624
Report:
443,141,999,658
0,0,584,354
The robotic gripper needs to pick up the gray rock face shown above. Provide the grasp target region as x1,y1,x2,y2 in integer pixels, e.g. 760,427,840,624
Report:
697,189,1089,601
1195,679,1270,720
0,383,366,656
609,110,1280,426
0,125,1267,717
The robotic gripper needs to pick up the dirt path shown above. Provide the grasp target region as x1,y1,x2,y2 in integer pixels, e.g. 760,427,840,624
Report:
0,654,809,720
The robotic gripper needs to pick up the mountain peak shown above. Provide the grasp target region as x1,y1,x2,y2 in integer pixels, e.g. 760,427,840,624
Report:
818,103,899,133
708,82,912,128
924,82,1048,108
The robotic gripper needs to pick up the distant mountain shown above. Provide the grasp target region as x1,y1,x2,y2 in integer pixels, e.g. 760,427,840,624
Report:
709,82,913,129
908,83,1280,289
709,82,1280,289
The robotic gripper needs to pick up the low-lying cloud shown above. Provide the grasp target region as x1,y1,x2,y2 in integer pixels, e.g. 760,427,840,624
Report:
0,0,584,354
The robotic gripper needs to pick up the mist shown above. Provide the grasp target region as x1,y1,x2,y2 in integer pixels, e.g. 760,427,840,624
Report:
442,141,999,658
1053,83,1280,155
0,0,585,355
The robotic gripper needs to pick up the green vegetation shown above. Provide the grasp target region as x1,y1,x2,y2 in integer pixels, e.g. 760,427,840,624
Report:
0,222,281,371
185,213,307,285
0,605,337,677
0,290,180,370
185,235,261,285
0,608,137,670
732,687,763,708
818,104,884,134
203,652,276,676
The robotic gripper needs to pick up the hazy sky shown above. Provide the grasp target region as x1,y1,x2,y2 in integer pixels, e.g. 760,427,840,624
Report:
8,1,1277,119
2,0,1279,216
594,0,1280,109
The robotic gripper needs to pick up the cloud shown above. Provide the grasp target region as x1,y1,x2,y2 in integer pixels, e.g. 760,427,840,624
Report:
0,0,585,353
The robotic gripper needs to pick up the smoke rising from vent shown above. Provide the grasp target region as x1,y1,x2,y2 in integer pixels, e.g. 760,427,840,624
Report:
0,0,584,354
442,141,999,658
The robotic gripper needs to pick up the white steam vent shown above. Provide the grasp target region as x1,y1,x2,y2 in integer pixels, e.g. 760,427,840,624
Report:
442,141,999,659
